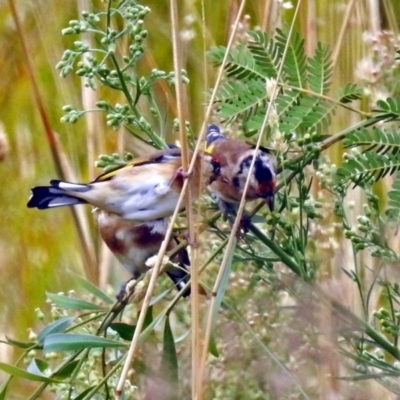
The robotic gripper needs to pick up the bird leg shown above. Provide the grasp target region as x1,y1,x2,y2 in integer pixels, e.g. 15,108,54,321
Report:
116,275,140,305
172,230,199,247
215,198,251,239
173,166,193,181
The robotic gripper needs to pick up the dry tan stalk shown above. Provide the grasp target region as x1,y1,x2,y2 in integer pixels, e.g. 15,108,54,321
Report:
331,0,357,68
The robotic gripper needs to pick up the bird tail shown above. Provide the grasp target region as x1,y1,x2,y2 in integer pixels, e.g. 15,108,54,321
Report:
206,124,226,147
166,247,191,297
166,245,208,297
27,180,89,209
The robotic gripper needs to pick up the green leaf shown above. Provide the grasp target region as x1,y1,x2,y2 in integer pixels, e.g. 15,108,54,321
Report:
211,239,236,330
143,305,155,333
27,358,49,377
343,128,400,157
338,83,364,103
0,362,59,383
335,152,400,186
247,30,279,77
307,41,332,94
43,333,126,353
374,98,400,121
37,317,75,345
0,383,8,400
275,28,307,89
109,322,136,341
3,337,36,349
72,274,114,304
387,171,400,222
46,292,106,311
209,332,219,358
160,315,178,386
53,360,81,380
72,385,100,400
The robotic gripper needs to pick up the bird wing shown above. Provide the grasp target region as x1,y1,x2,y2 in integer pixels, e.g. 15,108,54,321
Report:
93,148,182,183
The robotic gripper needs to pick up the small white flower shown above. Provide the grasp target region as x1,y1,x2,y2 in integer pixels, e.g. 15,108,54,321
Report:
282,2,294,9
265,78,278,100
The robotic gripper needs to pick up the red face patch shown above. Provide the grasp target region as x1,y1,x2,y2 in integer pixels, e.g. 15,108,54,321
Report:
257,179,275,197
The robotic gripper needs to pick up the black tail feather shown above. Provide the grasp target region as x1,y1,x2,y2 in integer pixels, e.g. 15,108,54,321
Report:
27,186,87,209
166,269,191,298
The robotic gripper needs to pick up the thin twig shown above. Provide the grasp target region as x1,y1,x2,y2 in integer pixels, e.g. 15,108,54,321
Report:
196,0,249,394
331,0,356,68
169,1,204,398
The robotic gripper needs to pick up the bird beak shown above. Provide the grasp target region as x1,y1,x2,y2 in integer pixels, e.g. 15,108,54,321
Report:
266,196,274,211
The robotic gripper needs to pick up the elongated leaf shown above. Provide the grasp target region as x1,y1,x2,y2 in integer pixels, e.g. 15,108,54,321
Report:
0,362,58,383
209,332,219,358
53,360,81,380
27,358,49,377
72,274,114,304
43,333,126,353
46,293,106,311
212,239,236,327
37,317,75,345
3,338,35,349
174,329,190,344
160,315,178,386
0,383,8,400
72,385,100,400
109,322,136,341
143,305,154,329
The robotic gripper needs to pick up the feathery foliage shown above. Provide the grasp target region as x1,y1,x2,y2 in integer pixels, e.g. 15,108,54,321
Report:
208,27,347,136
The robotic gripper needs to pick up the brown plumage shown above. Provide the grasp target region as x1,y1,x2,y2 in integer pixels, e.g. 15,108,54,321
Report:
98,211,191,297
28,148,212,222
205,125,277,224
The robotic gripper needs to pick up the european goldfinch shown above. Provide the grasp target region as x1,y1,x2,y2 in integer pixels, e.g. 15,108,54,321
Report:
98,211,191,298
206,124,276,219
27,148,211,221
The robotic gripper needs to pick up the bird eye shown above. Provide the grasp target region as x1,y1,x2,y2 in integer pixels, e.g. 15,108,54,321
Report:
209,158,221,184
211,159,221,175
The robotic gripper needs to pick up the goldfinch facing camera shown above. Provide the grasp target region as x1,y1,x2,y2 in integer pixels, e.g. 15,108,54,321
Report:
27,148,211,222
98,211,191,298
206,124,276,217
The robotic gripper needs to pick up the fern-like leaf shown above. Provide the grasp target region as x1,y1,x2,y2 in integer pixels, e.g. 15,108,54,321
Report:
343,128,400,156
247,30,280,78
275,28,307,89
279,97,333,135
208,28,351,137
374,98,400,121
215,80,267,124
338,83,364,104
307,42,333,95
335,151,400,186
386,171,400,222
277,33,333,135
207,46,266,81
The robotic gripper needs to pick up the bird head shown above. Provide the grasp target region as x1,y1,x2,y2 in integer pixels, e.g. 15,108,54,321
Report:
253,152,276,209
232,150,276,209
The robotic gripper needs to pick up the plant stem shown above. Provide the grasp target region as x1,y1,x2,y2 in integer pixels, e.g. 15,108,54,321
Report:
248,224,303,276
